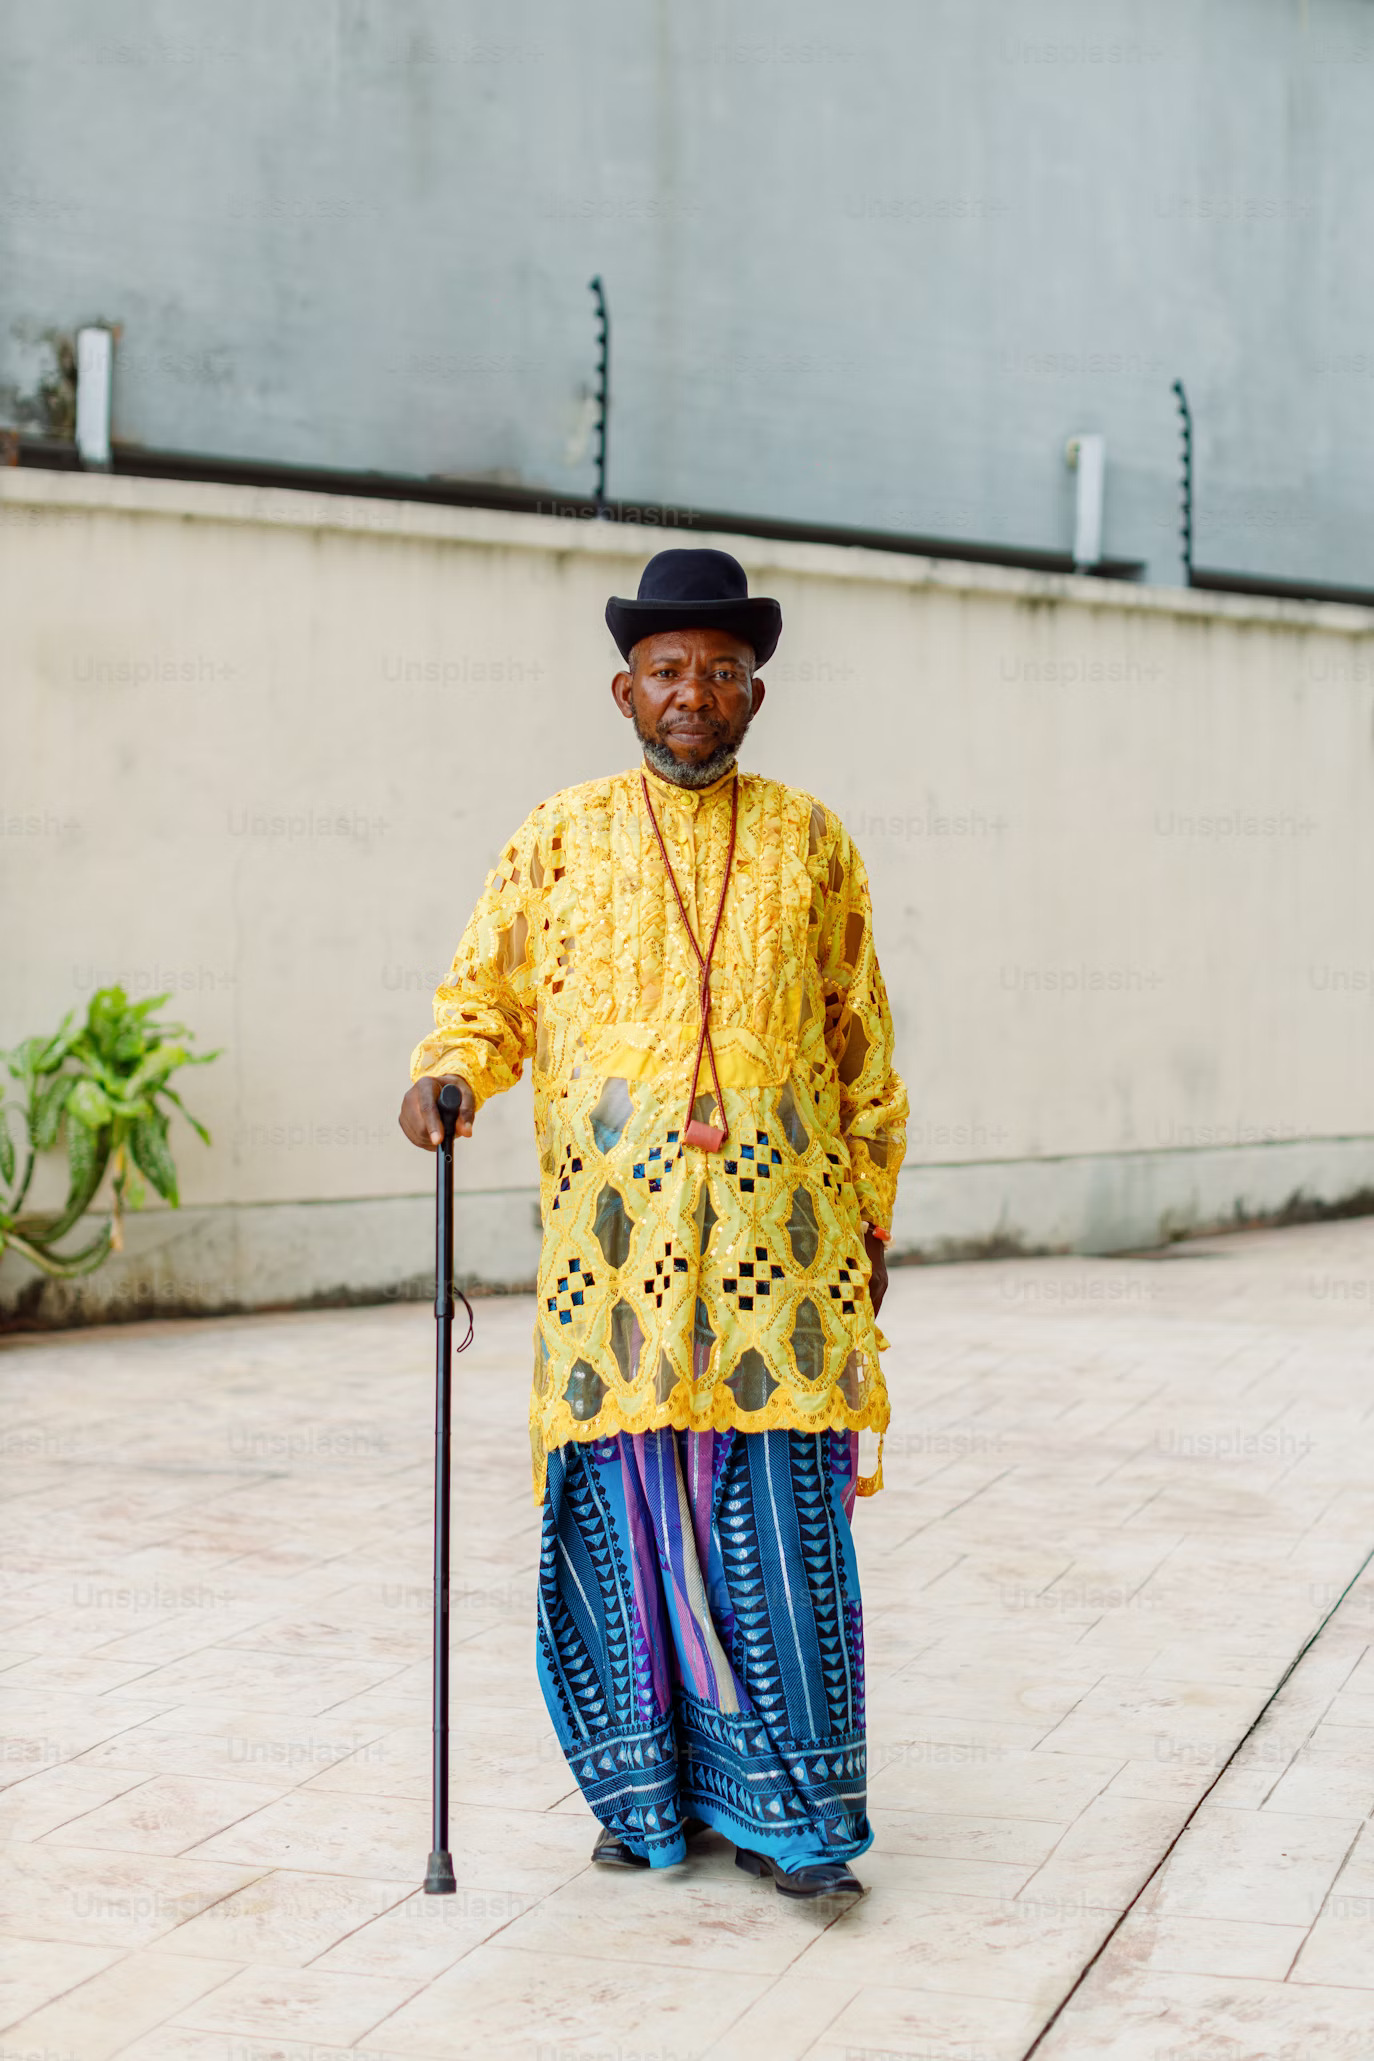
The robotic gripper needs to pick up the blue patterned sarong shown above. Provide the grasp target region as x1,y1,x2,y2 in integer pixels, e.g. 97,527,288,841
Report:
536,1425,871,1870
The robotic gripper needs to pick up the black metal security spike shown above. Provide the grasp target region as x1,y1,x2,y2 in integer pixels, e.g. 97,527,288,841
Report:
1172,378,1193,587
588,276,610,514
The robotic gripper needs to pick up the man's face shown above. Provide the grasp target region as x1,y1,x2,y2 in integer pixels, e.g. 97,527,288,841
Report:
612,628,766,771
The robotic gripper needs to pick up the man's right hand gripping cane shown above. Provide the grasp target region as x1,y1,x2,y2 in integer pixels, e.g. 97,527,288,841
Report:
399,1075,476,1150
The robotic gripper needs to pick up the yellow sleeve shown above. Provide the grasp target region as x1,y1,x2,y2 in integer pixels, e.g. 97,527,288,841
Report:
408,808,545,1110
814,813,908,1233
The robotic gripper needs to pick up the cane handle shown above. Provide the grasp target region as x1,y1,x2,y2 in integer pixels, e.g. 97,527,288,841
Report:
437,1081,463,1141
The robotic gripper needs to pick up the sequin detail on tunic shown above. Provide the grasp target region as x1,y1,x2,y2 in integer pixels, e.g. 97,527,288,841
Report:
410,765,908,1499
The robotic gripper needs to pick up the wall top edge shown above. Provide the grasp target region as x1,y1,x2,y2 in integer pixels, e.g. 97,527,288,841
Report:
5,465,1374,634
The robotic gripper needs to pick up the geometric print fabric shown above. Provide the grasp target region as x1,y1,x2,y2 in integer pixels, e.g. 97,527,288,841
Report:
536,1423,871,1871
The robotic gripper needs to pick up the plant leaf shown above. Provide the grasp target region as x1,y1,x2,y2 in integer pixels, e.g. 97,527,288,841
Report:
105,1094,153,1122
88,985,129,1037
125,1045,188,1095
161,1085,212,1145
7,1035,49,1082
69,1079,114,1129
64,1113,105,1216
0,1115,14,1187
36,1012,78,1072
22,1111,111,1252
130,1115,180,1206
33,1072,76,1150
4,1220,114,1278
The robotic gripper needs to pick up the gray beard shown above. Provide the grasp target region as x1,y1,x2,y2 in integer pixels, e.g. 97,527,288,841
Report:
634,713,747,790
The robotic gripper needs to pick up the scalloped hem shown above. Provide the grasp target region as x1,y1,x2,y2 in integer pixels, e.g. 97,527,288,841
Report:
529,1387,890,1504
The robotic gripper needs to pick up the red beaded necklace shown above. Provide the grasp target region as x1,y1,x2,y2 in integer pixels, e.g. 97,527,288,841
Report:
639,770,738,1151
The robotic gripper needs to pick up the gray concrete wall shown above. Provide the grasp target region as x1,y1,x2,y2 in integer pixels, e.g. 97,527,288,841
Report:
3,0,1373,587
3,469,1374,1324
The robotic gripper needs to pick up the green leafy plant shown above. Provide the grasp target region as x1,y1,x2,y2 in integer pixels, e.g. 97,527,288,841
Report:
0,987,219,1279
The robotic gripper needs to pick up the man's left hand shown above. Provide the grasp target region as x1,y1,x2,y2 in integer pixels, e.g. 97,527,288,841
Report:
863,1227,888,1318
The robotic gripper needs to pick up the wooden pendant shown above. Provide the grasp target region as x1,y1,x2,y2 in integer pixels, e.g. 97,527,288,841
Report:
683,1118,727,1152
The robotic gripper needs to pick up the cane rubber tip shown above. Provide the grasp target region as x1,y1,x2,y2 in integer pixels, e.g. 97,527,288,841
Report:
424,1850,457,1894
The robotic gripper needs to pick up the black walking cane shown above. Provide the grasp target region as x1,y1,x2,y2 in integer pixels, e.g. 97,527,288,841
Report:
424,1081,473,1895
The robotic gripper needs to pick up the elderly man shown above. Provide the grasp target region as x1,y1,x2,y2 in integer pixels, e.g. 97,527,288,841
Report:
400,547,906,1899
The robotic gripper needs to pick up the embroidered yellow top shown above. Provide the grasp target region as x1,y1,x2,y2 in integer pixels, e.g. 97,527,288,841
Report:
410,763,908,1500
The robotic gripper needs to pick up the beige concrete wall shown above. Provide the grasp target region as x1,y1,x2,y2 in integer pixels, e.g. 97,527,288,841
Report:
4,470,1374,1320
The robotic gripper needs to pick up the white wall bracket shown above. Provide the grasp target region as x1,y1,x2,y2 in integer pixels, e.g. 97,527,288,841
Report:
75,325,115,470
1065,432,1105,571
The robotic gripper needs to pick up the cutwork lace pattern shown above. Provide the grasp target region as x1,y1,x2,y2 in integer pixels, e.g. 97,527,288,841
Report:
411,765,908,1500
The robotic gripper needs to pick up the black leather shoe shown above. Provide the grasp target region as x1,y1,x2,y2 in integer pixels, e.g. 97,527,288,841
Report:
683,1815,709,1840
735,1847,864,1899
591,1824,649,1868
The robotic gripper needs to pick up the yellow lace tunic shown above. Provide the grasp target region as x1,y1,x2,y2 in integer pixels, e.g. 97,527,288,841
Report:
411,763,908,1500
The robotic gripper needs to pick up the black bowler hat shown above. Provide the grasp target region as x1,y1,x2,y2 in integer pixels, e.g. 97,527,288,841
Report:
606,548,782,666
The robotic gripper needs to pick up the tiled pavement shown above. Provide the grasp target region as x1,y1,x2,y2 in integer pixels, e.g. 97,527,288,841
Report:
3,1215,1374,2060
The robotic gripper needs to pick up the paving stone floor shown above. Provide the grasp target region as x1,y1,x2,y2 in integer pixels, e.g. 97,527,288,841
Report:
4,1215,1374,2060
